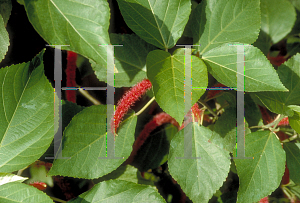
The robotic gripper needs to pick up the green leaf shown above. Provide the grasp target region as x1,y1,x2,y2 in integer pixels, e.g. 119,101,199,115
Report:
24,0,111,70
289,110,300,133
253,29,273,56
210,105,251,152
284,143,300,185
182,0,198,38
147,50,208,124
289,0,300,11
68,179,166,203
132,124,176,172
202,44,288,92
94,164,156,186
61,100,85,131
234,131,286,203
0,182,53,202
0,0,12,26
95,165,137,183
244,94,262,128
0,173,27,185
116,0,191,49
253,53,300,116
210,107,237,152
289,105,300,112
193,0,260,54
261,0,296,43
91,34,157,87
0,50,57,173
17,0,24,5
0,15,9,62
168,124,231,203
48,106,137,179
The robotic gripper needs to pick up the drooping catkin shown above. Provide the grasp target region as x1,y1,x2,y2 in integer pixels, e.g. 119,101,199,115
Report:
112,79,152,133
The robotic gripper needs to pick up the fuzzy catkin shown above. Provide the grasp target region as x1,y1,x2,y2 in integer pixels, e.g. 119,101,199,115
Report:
125,112,179,164
112,79,152,133
66,51,77,103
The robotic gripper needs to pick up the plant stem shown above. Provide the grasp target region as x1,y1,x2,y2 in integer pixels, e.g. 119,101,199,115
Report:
250,114,288,133
198,99,218,118
135,97,155,116
282,134,299,143
266,114,285,129
50,197,67,203
77,86,101,105
17,166,29,176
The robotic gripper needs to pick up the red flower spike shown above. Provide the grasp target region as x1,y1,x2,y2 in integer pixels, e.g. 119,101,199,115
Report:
191,103,202,122
33,160,52,171
125,112,179,164
112,79,152,133
278,117,289,126
180,103,206,130
281,163,290,185
259,196,269,203
29,181,47,191
54,176,75,200
66,51,77,103
267,52,286,66
258,105,274,124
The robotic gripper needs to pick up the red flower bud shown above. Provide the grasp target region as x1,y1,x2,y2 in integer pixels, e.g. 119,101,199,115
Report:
29,181,47,191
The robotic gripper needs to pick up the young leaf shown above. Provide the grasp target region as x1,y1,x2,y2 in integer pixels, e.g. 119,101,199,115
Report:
48,105,137,179
23,0,111,69
116,0,191,49
234,131,286,203
202,44,288,92
147,50,208,124
260,0,296,43
0,50,57,173
0,182,53,202
289,108,300,134
68,179,166,203
193,0,260,54
168,124,231,203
